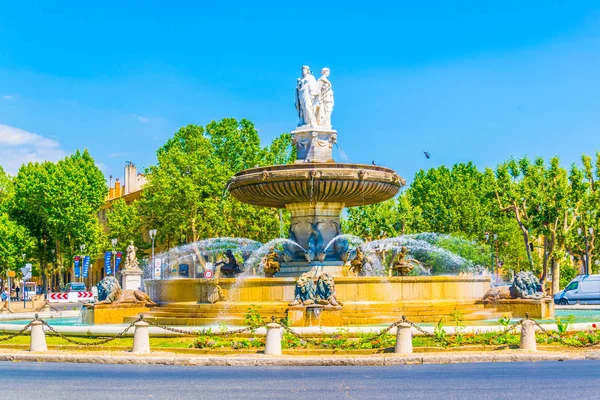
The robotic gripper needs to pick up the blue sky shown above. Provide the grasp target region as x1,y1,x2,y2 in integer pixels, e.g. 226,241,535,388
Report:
1,1,599,185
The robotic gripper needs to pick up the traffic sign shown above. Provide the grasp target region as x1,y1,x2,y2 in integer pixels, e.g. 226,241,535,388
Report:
204,270,214,279
7,270,15,278
20,265,32,280
153,258,162,280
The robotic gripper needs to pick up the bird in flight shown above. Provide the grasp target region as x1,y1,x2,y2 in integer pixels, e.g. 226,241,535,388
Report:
423,151,431,159
371,161,376,165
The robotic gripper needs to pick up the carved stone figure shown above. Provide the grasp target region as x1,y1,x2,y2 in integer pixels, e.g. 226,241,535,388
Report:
349,247,366,275
305,222,325,262
483,271,545,301
90,276,156,307
262,247,280,277
315,68,334,127
125,241,139,270
215,249,243,278
510,271,544,299
315,273,342,306
289,273,316,306
391,246,417,276
295,66,318,127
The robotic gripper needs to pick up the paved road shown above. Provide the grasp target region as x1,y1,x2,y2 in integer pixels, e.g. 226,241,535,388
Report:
0,360,599,399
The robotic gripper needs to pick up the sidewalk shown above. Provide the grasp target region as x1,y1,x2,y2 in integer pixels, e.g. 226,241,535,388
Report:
0,348,599,366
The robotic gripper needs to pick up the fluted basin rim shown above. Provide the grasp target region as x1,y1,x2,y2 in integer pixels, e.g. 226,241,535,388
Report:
227,163,403,208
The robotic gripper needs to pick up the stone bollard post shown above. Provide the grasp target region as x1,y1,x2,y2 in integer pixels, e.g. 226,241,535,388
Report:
519,318,537,351
132,320,150,354
30,320,48,352
394,320,413,354
265,323,282,355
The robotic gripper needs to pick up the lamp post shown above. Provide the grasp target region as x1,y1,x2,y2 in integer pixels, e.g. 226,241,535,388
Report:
149,229,157,278
21,253,26,307
111,238,118,276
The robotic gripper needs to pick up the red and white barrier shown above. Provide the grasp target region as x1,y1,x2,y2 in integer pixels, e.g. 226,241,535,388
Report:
49,291,94,302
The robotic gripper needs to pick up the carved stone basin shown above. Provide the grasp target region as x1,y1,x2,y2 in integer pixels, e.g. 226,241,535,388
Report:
228,163,403,208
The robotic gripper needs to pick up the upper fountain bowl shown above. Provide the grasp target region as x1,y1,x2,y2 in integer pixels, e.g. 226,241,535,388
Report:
228,163,404,208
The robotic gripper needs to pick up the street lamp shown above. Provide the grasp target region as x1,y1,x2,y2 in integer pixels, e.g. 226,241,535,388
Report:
149,229,157,279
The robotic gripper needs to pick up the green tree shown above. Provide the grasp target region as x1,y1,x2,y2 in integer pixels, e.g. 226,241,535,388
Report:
10,150,107,292
409,162,493,238
105,199,145,251
139,119,294,269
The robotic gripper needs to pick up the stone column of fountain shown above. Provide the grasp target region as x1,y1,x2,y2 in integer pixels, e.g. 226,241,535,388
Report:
228,66,404,277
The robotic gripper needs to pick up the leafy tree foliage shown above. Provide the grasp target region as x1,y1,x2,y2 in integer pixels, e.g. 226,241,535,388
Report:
10,150,107,290
138,119,294,264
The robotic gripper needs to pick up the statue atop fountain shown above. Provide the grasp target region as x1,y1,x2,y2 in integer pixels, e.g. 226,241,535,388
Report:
121,240,143,291
124,241,140,270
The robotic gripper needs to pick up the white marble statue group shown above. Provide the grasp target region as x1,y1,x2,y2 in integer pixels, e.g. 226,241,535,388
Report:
295,66,334,128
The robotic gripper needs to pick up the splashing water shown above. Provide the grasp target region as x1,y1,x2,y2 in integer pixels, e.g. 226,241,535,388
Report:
322,234,364,253
152,237,262,279
362,236,475,275
335,143,352,163
243,238,305,275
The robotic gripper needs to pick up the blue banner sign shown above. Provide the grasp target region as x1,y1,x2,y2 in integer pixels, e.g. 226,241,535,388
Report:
74,256,81,279
104,251,112,275
115,252,122,275
82,255,91,279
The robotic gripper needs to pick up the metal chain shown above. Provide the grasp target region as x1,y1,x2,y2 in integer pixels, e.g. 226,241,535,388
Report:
144,318,259,337
40,315,141,346
0,322,32,342
531,319,600,348
34,301,62,313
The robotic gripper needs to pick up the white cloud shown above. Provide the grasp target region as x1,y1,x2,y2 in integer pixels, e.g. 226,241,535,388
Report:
3,95,15,100
0,124,67,174
135,115,150,123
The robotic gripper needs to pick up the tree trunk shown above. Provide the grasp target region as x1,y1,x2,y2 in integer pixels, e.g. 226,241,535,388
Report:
551,257,560,295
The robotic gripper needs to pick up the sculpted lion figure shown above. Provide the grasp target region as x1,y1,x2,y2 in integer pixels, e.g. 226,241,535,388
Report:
90,276,157,307
289,273,316,306
510,271,544,299
315,273,342,307
483,271,545,302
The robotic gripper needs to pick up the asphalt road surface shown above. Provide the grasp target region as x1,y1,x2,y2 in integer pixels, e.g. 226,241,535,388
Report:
1,360,599,399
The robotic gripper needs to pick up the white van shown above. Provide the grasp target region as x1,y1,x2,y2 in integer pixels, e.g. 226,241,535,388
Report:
554,275,600,305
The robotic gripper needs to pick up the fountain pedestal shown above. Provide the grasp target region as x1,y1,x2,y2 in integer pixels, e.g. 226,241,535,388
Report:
121,268,143,291
291,127,337,163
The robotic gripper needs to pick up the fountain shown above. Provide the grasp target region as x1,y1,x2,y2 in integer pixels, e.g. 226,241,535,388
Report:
137,66,553,326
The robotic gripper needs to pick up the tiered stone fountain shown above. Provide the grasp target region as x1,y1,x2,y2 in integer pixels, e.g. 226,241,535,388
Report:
140,67,514,327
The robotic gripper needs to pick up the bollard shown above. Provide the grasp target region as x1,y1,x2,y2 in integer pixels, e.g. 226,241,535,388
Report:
30,320,48,352
394,320,413,354
265,323,282,355
519,318,537,351
132,320,150,354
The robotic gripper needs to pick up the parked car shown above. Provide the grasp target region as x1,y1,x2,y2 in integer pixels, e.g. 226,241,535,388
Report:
554,275,600,305
64,282,87,292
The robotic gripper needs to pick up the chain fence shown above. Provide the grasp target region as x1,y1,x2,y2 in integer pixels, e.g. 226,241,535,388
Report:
0,312,598,350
